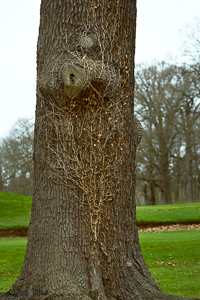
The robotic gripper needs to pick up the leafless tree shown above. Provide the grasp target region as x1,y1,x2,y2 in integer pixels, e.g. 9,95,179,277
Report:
135,62,200,205
0,119,34,196
175,65,200,202
135,63,181,204
181,17,200,68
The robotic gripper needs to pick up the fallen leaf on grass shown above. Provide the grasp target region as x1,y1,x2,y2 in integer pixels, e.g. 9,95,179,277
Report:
167,262,175,267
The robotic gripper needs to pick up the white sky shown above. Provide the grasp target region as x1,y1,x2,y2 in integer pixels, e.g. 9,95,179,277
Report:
0,0,200,138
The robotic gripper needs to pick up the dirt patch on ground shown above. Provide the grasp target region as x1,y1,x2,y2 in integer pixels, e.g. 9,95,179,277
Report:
0,227,28,238
0,224,200,238
138,223,200,232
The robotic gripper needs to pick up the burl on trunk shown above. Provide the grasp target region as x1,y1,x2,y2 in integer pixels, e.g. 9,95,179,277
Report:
6,1,198,300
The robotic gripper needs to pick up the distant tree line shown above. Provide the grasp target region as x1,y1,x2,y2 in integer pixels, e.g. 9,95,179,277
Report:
135,62,200,205
135,20,200,205
0,119,34,196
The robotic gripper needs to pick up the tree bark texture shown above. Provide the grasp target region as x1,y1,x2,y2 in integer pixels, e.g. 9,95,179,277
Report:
2,1,199,300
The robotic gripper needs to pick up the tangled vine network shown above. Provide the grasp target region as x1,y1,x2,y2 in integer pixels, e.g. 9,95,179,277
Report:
37,16,141,244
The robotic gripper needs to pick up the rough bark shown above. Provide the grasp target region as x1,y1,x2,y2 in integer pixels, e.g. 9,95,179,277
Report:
1,1,199,300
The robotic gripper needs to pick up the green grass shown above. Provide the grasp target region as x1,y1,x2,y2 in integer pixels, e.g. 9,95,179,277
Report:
0,237,27,292
0,192,200,229
139,230,200,298
136,202,200,225
0,192,32,228
1,231,200,298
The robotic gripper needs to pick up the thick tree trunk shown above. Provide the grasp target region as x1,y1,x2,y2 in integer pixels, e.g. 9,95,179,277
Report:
1,1,198,300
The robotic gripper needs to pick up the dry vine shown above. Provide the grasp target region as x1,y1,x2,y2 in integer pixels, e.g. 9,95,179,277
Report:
37,19,138,245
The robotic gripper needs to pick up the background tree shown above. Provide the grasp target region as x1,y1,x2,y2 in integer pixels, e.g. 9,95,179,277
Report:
0,119,34,196
135,62,200,205
181,17,200,70
0,164,4,191
175,65,200,202
170,134,184,203
135,63,181,204
136,128,159,205
179,20,200,202
193,117,200,200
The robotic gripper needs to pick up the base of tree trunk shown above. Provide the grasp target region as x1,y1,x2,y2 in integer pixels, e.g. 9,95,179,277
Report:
1,288,200,300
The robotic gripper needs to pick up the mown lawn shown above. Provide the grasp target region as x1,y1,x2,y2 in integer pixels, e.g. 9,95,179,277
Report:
0,238,27,292
0,192,31,228
136,202,200,225
1,192,200,229
139,230,200,298
0,230,200,298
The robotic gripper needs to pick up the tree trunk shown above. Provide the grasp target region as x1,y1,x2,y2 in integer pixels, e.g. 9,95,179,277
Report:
161,154,171,204
1,1,199,300
186,132,194,203
149,182,156,205
0,166,4,191
144,183,148,205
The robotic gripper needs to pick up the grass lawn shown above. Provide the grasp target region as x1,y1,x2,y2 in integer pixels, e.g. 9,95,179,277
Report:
0,192,31,228
136,202,200,225
139,230,200,298
0,192,200,229
0,230,200,298
0,238,27,292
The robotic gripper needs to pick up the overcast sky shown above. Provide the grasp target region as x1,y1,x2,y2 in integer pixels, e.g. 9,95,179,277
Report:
0,0,200,138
